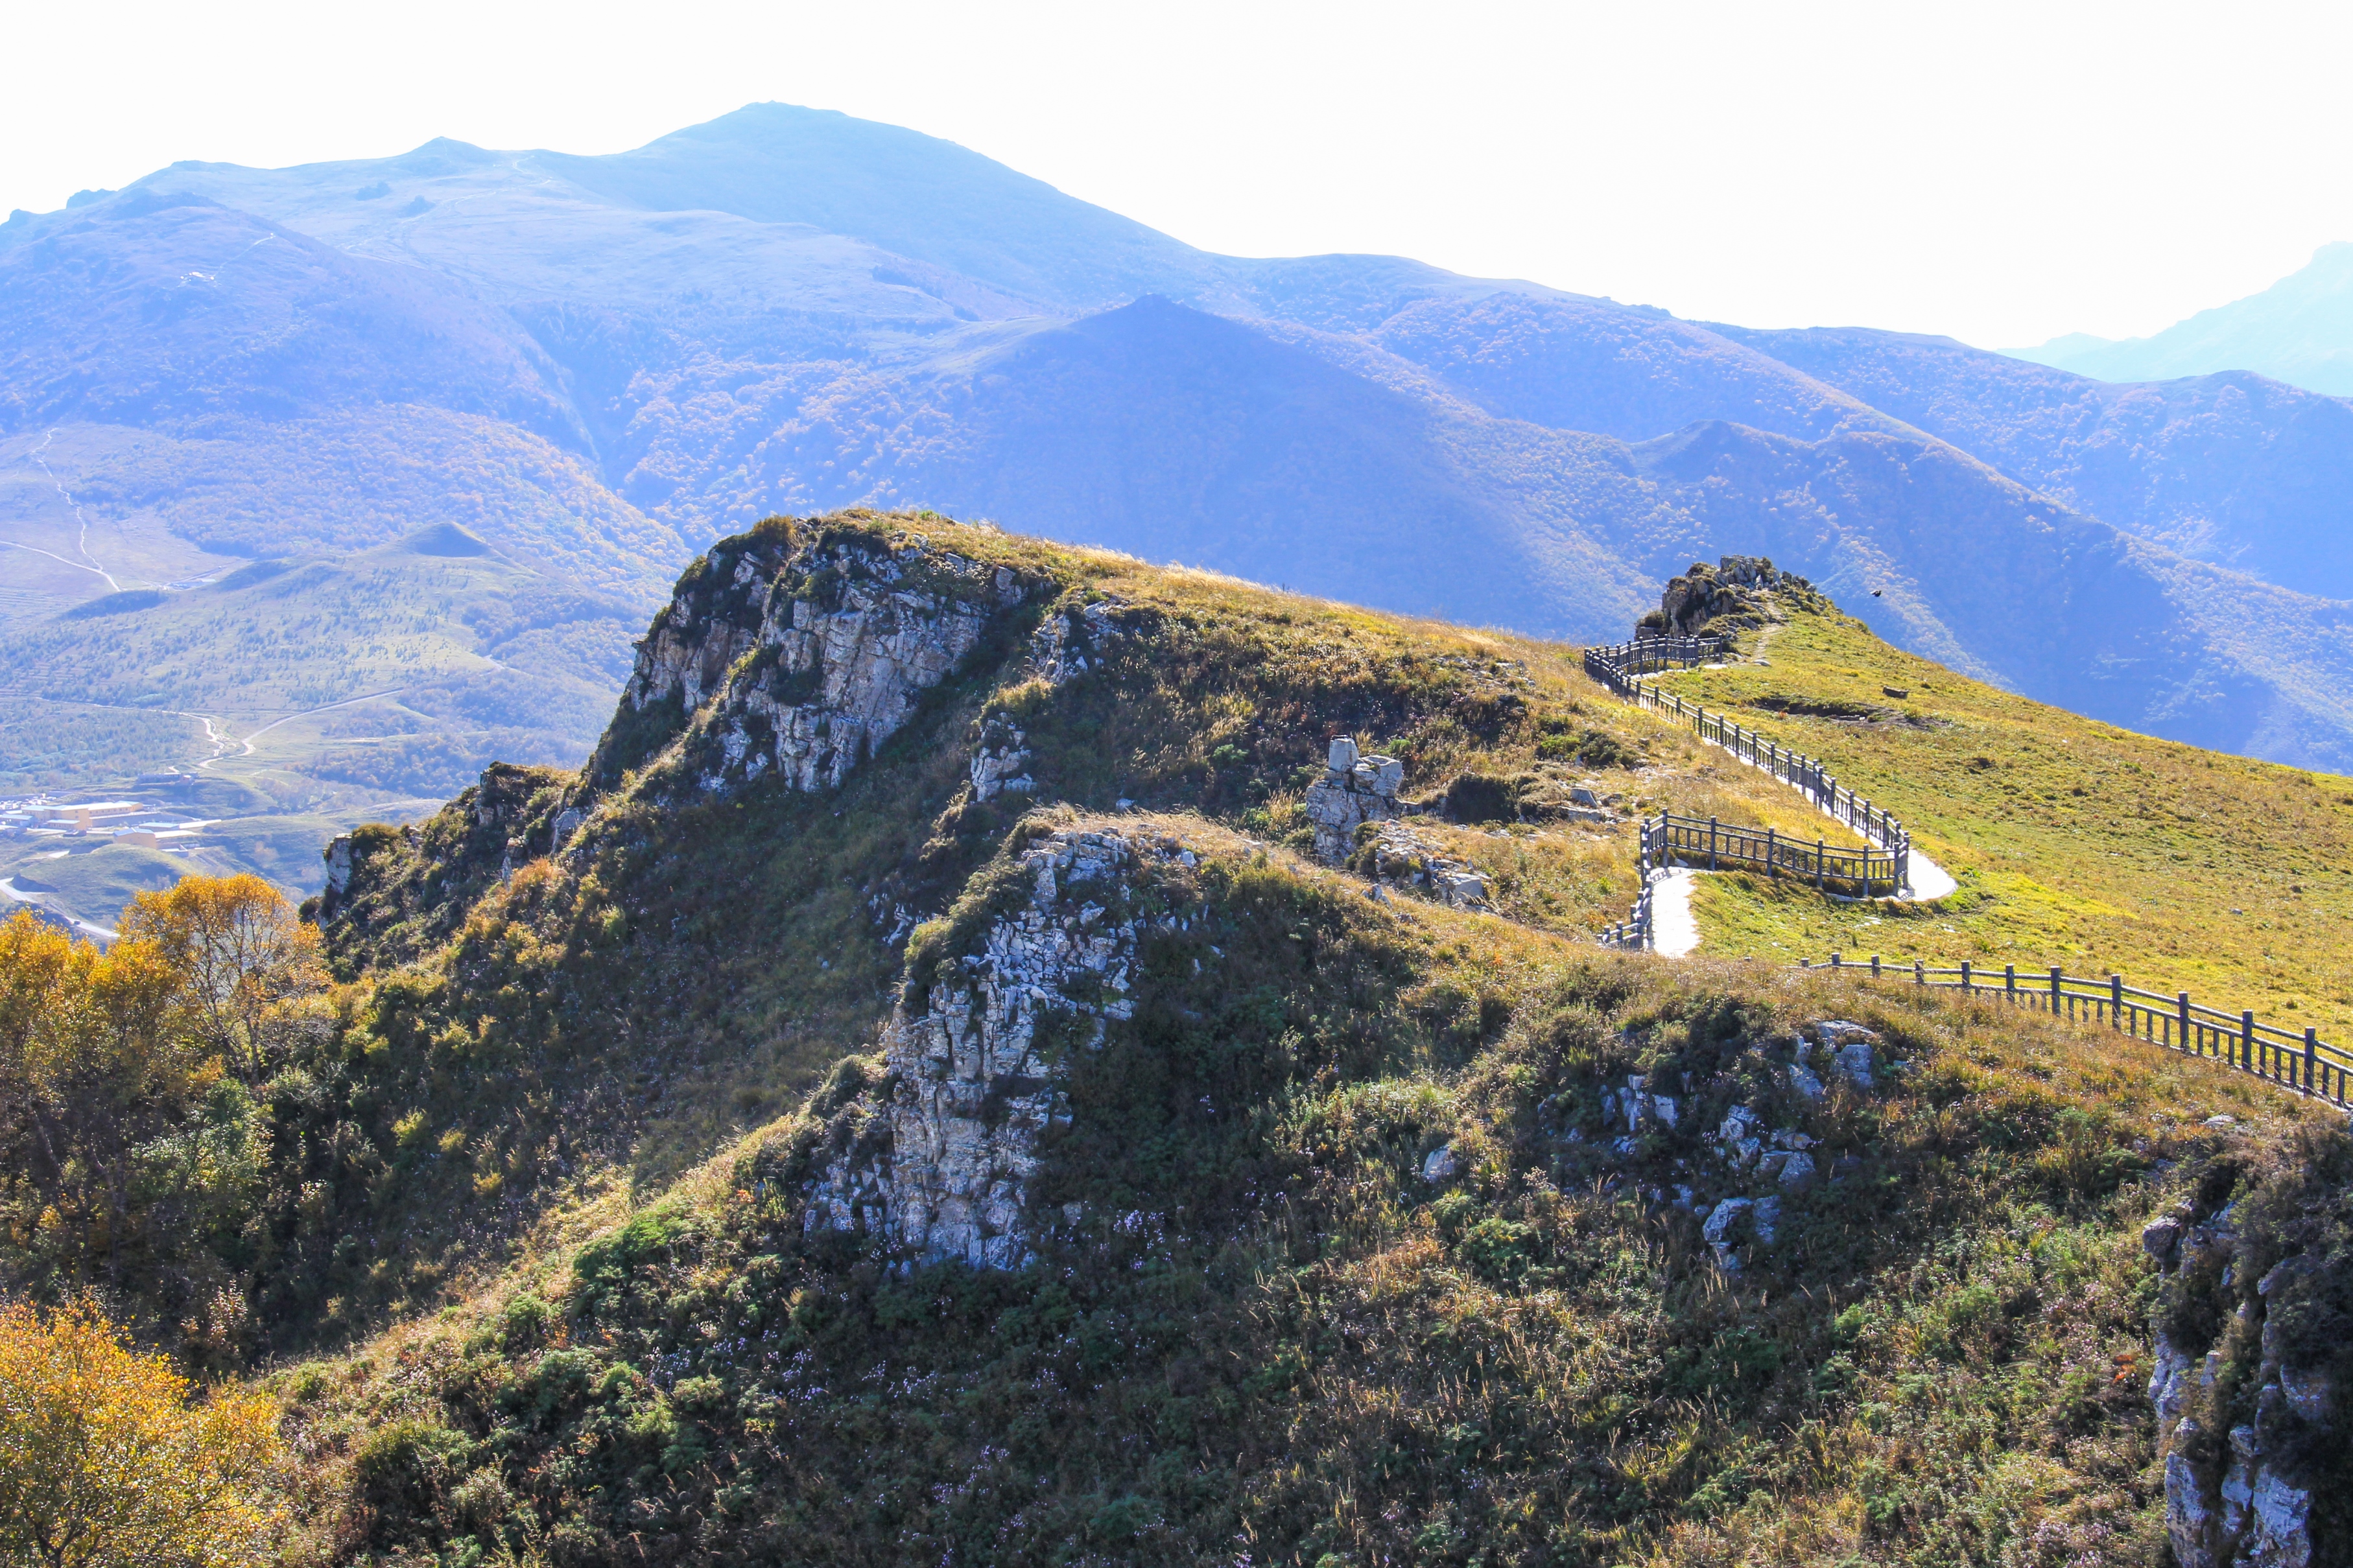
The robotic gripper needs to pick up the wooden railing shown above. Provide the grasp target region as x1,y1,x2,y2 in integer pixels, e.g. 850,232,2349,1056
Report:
1644,810,1904,897
1797,953,2353,1107
1594,633,1725,675
1584,637,1912,882
1598,876,1652,951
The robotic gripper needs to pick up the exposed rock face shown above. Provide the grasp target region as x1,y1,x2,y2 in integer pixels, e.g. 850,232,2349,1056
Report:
1304,737,1406,862
619,533,800,723
806,828,1176,1268
969,715,1035,802
704,541,1029,795
2145,1200,2326,1568
1360,821,1489,909
605,527,1037,799
1636,554,1825,640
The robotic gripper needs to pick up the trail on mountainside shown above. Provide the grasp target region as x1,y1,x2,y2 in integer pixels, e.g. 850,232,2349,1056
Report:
19,432,124,592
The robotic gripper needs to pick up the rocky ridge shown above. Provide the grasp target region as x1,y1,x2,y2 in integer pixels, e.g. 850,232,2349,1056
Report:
1638,554,1827,640
670,536,1032,797
2145,1199,2331,1568
805,825,1187,1267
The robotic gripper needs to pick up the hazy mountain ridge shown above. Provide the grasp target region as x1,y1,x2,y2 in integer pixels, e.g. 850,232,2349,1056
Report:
10,99,2353,832
1712,323,2353,601
2016,240,2353,396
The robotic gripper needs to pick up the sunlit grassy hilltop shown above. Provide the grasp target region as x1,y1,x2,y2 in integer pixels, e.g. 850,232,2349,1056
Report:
14,515,2353,1567
1627,598,2353,1035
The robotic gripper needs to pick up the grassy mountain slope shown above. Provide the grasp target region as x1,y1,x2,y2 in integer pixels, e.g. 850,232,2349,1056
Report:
0,526,639,919
0,191,578,445
0,412,682,601
1642,592,2353,1037
128,513,2339,1568
1368,290,1912,444
531,103,1240,315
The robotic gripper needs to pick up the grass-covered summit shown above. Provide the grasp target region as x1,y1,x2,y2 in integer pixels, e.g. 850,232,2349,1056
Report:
7,510,2348,1567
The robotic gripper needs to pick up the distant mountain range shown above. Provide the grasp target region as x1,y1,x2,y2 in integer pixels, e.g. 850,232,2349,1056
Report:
2015,242,2353,395
8,100,2353,811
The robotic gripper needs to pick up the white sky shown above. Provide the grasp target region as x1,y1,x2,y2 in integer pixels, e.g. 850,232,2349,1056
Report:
5,0,2347,348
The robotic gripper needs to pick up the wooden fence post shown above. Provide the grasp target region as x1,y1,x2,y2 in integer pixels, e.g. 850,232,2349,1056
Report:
2050,966,2061,1014
2241,1010,2255,1071
1871,953,1882,977
1766,826,1777,877
2179,992,2191,1054
1815,839,1826,891
1832,952,1842,968
2005,964,2016,1002
2110,975,2123,1030
1915,959,1925,985
2306,1027,2319,1094
1709,817,1718,871
1961,959,1972,994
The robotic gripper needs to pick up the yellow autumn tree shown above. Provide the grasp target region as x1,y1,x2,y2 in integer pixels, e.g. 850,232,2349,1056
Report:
119,876,324,1085
0,915,207,1284
0,1299,283,1566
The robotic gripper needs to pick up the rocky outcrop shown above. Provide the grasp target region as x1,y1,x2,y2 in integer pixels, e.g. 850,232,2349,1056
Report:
806,827,1188,1268
619,535,798,722
315,762,568,925
1358,821,1489,909
968,715,1036,803
1304,737,1406,862
700,539,1030,795
1028,595,1133,686
2146,1201,2328,1568
1637,555,1826,640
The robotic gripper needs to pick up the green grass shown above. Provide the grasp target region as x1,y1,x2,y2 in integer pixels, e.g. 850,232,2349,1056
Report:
1643,602,2353,1036
0,839,187,928
21,511,2353,1565
270,820,2348,1566
0,534,635,799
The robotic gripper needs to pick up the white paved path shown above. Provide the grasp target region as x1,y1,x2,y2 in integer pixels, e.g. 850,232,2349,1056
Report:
1651,868,1701,957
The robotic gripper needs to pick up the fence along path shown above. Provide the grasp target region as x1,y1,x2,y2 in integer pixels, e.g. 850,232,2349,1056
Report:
1583,633,2351,1108
1589,634,1915,949
1646,810,1904,896
1583,636,1915,881
1797,954,2353,1110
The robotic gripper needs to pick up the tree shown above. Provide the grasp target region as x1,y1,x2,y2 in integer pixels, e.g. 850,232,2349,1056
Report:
0,1299,283,1566
0,915,201,1286
118,876,324,1086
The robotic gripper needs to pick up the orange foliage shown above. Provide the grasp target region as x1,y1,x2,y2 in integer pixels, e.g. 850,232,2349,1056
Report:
0,1298,283,1565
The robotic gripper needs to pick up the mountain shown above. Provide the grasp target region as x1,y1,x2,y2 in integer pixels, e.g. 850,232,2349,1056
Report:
2014,241,2353,395
1709,324,2353,600
10,513,2343,1564
12,101,2353,854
